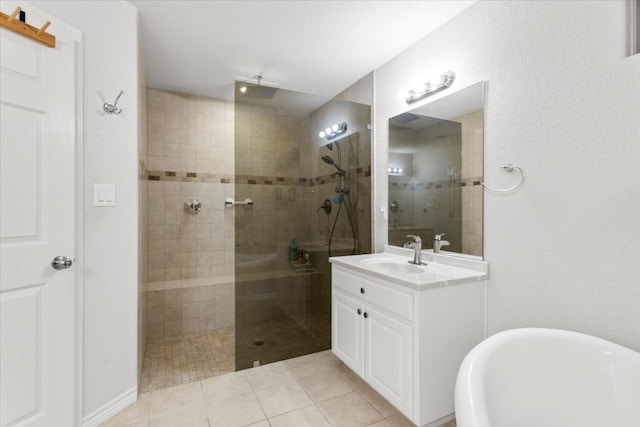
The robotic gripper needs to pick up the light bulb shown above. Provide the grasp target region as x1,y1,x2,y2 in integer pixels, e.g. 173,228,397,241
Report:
331,124,339,132
325,127,332,135
388,167,392,173
398,168,403,173
239,86,247,93
319,131,326,138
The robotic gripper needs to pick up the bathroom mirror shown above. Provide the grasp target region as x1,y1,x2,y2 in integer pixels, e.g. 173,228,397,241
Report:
388,82,484,257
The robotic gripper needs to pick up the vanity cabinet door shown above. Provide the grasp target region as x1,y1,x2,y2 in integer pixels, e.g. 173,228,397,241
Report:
364,305,413,415
332,290,364,376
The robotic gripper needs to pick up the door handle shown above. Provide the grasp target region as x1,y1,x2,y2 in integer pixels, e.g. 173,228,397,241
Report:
51,256,73,270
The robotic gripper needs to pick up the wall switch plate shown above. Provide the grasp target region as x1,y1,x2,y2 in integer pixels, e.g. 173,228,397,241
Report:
94,184,116,206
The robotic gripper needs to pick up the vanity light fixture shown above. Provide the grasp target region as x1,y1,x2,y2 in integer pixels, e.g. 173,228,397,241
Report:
406,71,456,104
388,167,403,175
319,122,347,140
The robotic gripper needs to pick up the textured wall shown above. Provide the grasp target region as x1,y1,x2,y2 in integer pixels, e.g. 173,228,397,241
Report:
374,0,640,350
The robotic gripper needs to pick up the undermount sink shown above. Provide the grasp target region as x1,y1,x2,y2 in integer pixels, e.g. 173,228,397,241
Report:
362,259,426,274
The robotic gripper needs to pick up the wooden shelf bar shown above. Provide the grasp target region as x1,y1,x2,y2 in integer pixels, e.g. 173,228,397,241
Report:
0,7,56,48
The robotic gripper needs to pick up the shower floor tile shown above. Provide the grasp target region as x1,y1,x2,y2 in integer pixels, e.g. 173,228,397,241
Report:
139,327,235,393
140,312,331,393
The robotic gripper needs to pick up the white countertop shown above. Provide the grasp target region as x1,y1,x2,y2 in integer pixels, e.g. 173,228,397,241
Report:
330,246,489,290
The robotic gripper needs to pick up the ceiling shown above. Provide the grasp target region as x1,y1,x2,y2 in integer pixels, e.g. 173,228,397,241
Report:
130,0,476,103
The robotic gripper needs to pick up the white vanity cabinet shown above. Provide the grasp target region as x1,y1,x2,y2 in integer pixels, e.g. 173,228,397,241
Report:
332,268,414,414
331,252,487,427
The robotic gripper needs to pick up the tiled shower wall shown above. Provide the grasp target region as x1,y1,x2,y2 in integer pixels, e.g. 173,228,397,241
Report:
145,88,236,339
458,110,483,256
234,101,313,274
144,84,372,341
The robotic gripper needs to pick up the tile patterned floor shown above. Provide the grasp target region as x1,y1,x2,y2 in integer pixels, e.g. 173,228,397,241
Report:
140,312,331,393
104,350,456,427
235,312,331,370
140,328,236,393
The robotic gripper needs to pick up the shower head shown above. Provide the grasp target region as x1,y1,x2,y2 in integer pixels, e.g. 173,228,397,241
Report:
325,143,333,151
322,155,346,174
238,83,279,99
237,75,279,99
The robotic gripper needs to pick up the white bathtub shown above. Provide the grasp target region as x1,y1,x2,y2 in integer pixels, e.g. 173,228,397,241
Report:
455,328,640,427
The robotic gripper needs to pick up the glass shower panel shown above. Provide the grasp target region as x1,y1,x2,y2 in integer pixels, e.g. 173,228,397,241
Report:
233,85,327,370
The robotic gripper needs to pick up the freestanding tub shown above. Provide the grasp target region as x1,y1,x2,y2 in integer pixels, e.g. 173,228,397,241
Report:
455,328,640,427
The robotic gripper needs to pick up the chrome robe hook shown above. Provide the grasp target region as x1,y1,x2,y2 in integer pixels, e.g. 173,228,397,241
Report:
104,90,124,114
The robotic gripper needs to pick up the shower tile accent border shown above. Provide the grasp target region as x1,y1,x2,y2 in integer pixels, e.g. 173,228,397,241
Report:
143,166,372,187
390,176,483,190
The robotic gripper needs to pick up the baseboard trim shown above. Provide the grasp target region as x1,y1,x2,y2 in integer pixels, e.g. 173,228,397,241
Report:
82,386,137,427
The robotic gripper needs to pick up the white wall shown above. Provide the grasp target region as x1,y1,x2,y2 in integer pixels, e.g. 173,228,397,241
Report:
374,1,640,350
30,0,140,418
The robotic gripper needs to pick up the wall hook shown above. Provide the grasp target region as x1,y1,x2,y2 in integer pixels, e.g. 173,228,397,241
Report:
104,90,124,114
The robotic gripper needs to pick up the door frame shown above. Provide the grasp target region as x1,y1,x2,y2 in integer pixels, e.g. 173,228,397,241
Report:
2,1,84,424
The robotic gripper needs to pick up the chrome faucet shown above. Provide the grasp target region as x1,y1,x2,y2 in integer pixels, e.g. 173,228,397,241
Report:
404,235,426,265
433,233,450,254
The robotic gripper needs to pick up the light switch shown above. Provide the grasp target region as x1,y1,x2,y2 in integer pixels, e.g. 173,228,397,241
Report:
94,184,116,206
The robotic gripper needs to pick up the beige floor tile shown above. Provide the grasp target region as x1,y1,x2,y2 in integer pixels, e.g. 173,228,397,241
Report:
318,391,383,427
148,382,204,419
298,371,353,403
201,370,252,399
367,421,392,427
384,413,416,427
314,350,342,366
245,422,271,427
148,405,208,427
334,363,370,393
254,379,313,418
206,390,266,427
103,423,147,427
358,383,400,418
99,393,150,426
284,351,341,379
246,360,295,390
268,404,332,427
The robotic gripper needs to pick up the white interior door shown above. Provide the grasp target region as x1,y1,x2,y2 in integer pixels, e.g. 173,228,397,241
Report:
0,9,79,426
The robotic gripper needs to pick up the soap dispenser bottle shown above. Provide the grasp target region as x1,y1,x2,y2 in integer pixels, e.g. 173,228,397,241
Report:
289,239,297,261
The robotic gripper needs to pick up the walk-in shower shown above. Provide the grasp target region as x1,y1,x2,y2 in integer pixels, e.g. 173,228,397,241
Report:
140,80,371,393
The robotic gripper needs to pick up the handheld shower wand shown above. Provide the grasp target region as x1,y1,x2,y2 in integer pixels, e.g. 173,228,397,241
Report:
321,155,346,175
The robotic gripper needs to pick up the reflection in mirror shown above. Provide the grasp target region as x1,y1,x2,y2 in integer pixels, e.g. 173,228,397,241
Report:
388,82,484,257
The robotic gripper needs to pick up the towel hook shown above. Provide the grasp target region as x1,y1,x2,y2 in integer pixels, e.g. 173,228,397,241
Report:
104,90,124,114
482,164,525,192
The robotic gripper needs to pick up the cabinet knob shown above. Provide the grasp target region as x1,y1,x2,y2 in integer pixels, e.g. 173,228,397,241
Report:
357,308,362,315
360,287,365,294
363,312,368,318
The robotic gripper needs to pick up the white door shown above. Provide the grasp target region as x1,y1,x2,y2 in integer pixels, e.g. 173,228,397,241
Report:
332,290,364,376
0,9,79,427
364,305,413,415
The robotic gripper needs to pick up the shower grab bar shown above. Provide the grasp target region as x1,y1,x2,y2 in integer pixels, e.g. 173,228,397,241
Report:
225,198,253,208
